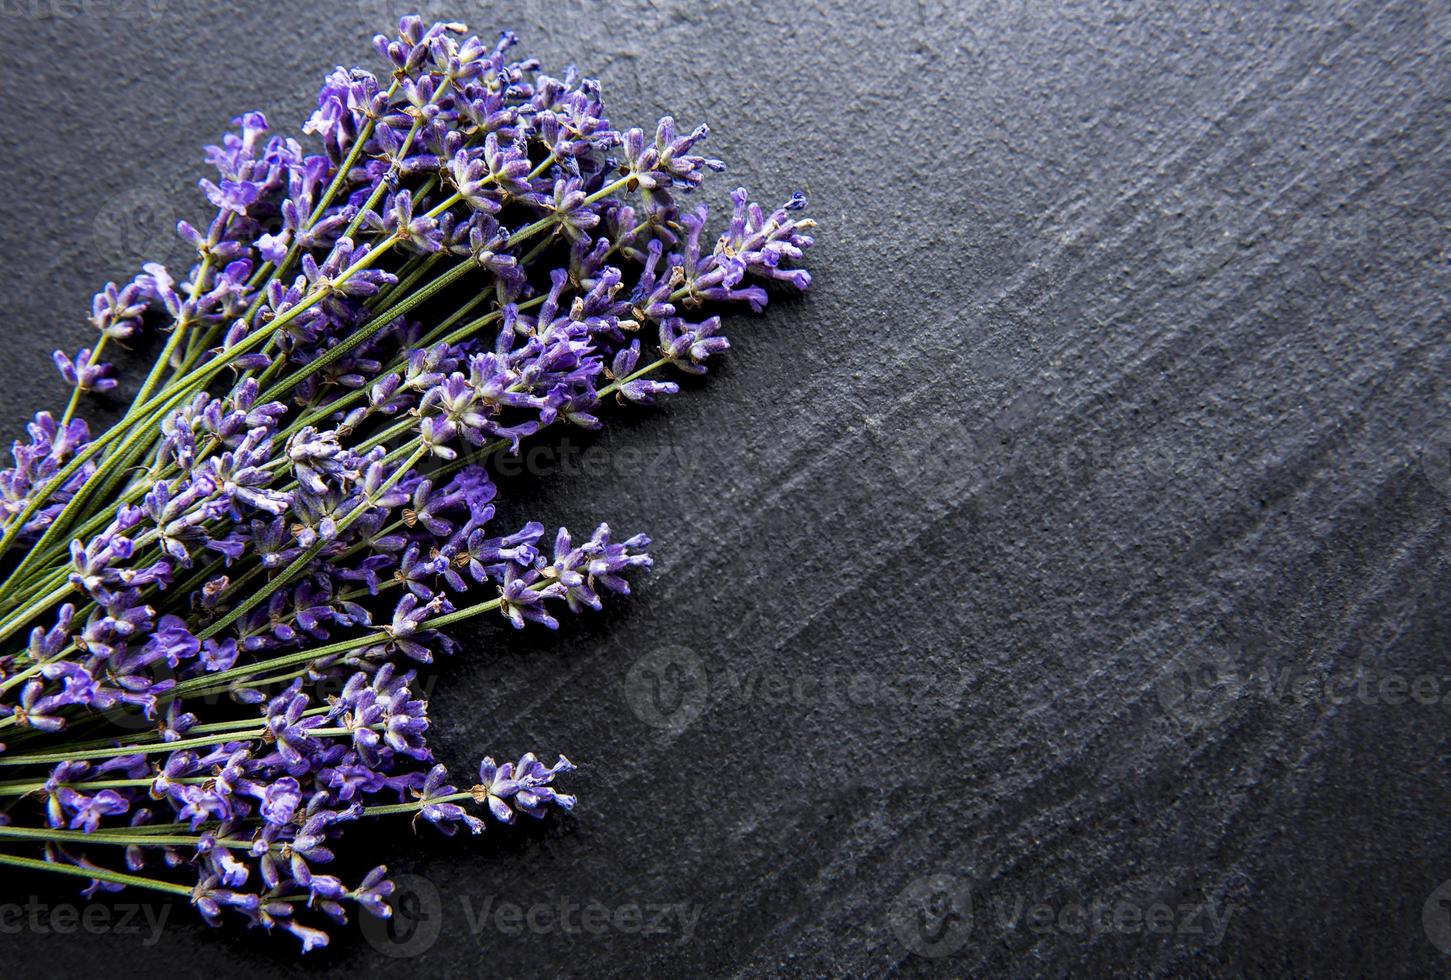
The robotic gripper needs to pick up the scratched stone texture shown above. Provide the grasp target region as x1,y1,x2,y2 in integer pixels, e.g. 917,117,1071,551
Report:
0,0,1448,976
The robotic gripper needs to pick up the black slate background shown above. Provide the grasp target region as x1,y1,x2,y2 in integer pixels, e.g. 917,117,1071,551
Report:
1,0,1449,976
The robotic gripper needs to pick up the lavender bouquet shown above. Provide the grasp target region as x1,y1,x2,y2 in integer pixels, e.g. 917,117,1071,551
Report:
0,16,812,951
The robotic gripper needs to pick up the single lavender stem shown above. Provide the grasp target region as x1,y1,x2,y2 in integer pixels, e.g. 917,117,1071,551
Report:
29,704,335,757
357,791,474,817
130,255,217,411
0,777,209,797
57,337,111,427
169,582,546,700
0,852,194,897
0,825,268,851
2,789,479,843
0,725,376,767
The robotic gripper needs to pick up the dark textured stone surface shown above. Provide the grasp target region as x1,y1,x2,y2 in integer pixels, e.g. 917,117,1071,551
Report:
1,1,1449,975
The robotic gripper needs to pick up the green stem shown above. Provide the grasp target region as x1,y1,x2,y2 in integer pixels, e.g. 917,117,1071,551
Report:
171,585,524,699
0,777,207,796
132,255,216,410
0,852,194,897
0,583,75,643
0,725,369,767
0,825,263,851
